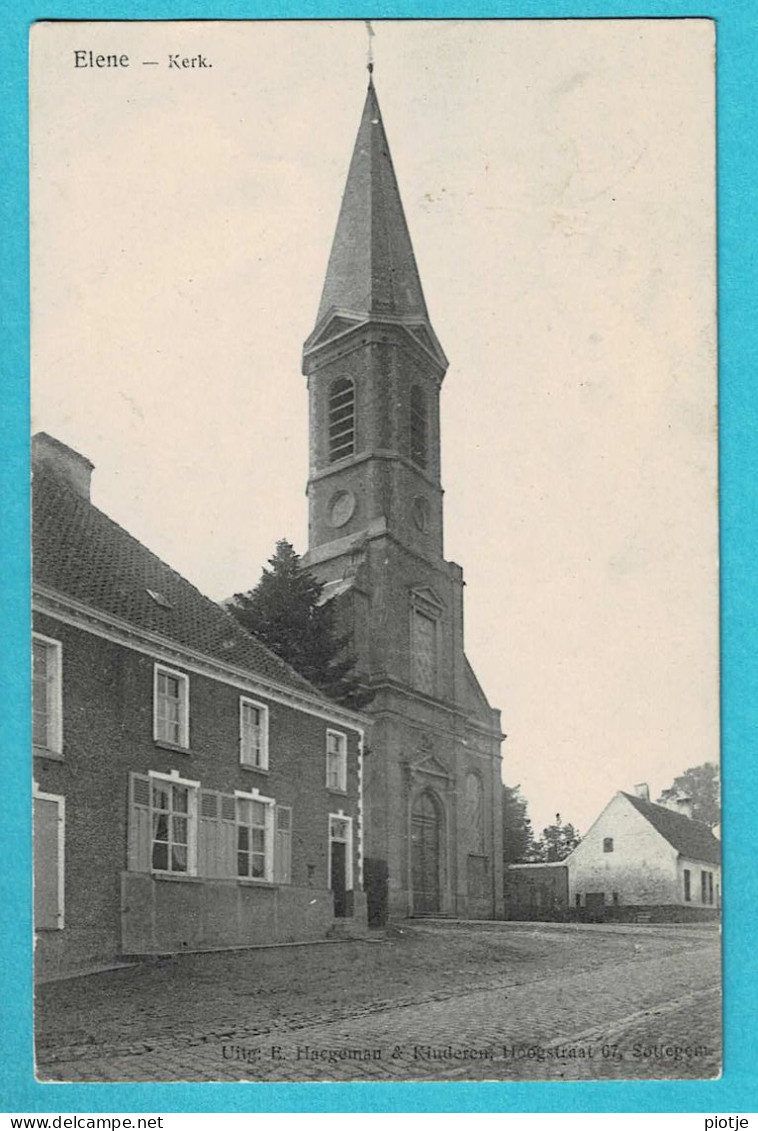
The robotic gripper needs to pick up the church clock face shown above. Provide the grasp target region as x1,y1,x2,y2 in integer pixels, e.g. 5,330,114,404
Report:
412,495,430,532
328,489,356,528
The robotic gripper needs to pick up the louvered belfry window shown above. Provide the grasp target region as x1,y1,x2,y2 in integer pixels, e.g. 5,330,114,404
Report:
410,385,428,469
328,377,355,462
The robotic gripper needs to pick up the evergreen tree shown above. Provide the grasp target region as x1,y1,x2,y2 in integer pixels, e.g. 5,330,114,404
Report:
502,784,540,864
228,539,374,710
534,813,581,862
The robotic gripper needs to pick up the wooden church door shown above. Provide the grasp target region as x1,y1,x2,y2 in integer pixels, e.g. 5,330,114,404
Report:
411,791,441,914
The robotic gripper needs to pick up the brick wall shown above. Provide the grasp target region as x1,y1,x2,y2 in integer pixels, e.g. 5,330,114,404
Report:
33,611,363,978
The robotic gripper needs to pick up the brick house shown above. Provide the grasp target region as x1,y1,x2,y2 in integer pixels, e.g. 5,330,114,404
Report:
566,785,721,921
32,432,368,979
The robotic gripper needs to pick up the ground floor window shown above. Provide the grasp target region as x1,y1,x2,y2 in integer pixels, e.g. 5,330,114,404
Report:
236,793,274,881
33,788,65,930
151,777,197,874
129,773,298,886
684,868,691,901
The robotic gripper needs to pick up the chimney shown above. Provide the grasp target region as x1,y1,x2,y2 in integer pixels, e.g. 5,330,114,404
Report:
32,433,94,501
633,783,650,802
675,795,693,821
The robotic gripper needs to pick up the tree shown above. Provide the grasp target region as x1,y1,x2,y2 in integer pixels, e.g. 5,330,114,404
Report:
657,762,720,828
228,539,374,710
502,784,539,864
535,813,581,862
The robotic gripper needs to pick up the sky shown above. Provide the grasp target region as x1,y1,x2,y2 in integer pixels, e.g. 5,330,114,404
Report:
30,19,718,837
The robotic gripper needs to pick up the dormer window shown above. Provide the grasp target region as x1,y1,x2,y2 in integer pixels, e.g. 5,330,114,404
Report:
410,385,428,469
328,377,355,462
146,588,173,610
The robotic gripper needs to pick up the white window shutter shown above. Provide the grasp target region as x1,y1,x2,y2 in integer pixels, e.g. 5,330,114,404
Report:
274,805,292,884
218,792,237,879
128,773,152,872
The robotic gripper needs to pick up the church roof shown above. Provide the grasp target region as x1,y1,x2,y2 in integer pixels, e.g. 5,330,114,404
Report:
621,792,721,865
315,78,430,326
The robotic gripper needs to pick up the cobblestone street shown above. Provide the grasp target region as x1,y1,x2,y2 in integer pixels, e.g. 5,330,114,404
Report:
36,921,720,1083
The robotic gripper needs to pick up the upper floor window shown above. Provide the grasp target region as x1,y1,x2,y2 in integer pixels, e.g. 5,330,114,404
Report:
326,730,347,792
151,774,198,874
236,792,274,881
240,697,269,770
603,837,614,853
410,385,428,469
411,608,437,695
154,664,189,748
32,634,63,755
328,377,355,462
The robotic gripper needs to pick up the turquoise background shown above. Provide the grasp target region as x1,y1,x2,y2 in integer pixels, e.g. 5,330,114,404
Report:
2,1,756,1114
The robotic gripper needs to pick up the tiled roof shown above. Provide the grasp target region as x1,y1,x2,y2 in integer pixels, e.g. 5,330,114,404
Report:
622,792,721,865
32,463,320,697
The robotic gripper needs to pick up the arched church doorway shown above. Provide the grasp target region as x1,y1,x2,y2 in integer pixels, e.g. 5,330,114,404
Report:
411,790,443,914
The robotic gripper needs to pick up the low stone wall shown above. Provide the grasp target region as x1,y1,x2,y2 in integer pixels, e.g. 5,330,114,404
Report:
35,879,369,979
121,873,361,955
504,864,569,920
572,903,720,924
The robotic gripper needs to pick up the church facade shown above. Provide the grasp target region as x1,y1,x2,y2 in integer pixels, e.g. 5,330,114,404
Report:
302,76,504,920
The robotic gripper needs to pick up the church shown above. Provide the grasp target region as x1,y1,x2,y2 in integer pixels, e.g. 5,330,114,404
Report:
301,72,505,920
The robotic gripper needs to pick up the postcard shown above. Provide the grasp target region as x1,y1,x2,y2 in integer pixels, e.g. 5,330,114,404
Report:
29,18,719,1084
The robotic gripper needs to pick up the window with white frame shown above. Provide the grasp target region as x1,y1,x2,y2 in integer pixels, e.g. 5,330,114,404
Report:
240,698,269,770
32,634,63,755
150,774,198,874
236,792,274,881
326,730,347,792
154,665,189,747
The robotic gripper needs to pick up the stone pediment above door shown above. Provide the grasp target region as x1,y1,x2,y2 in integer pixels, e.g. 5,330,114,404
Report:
405,747,453,789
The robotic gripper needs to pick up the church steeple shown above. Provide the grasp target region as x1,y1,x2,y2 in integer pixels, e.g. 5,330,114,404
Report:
301,67,504,926
315,78,430,326
303,75,448,561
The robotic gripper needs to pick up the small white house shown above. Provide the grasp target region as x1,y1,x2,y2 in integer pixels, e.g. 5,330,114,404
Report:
566,785,720,920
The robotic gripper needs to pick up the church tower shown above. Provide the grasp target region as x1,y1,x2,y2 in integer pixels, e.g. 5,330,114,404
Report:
303,73,504,919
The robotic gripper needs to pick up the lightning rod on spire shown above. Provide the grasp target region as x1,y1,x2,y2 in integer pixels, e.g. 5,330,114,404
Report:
365,20,375,78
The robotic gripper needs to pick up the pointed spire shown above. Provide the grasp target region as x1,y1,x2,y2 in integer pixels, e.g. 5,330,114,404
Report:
315,80,430,327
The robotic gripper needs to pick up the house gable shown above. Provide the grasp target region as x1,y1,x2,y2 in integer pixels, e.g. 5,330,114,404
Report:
567,793,680,907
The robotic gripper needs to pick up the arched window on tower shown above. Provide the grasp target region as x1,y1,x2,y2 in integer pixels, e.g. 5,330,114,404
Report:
410,385,428,469
328,377,355,463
